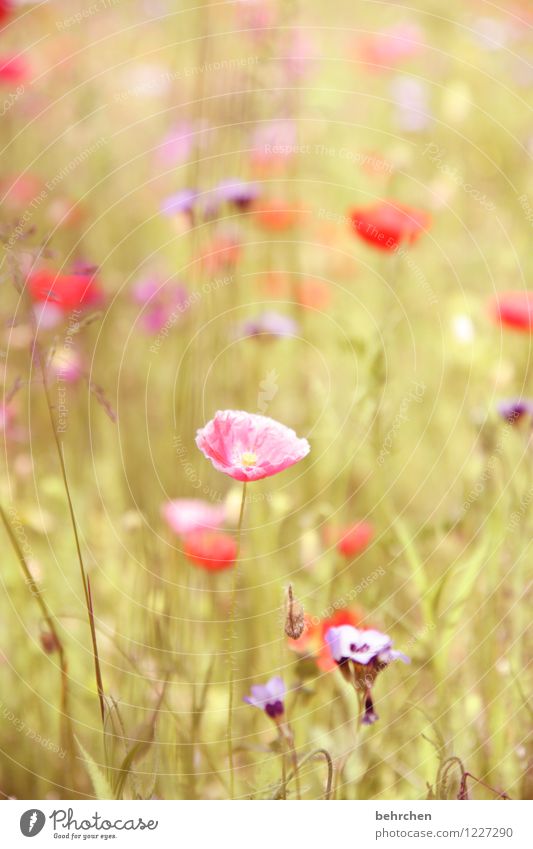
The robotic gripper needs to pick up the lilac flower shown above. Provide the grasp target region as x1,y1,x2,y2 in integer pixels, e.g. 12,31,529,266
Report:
216,178,259,210
244,675,285,719
326,626,409,667
154,122,195,168
251,119,297,170
497,399,533,425
131,275,189,334
154,120,210,170
161,189,197,217
325,625,409,725
390,76,431,133
283,29,319,80
239,311,298,340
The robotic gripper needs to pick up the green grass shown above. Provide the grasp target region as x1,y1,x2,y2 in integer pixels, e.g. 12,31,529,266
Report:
0,0,531,800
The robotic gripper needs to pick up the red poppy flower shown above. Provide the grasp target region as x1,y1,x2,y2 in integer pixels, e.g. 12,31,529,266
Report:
350,200,431,251
288,607,363,671
335,521,374,558
297,278,332,310
253,199,301,231
28,269,104,312
0,2,12,24
354,25,423,72
490,291,533,332
0,173,44,208
258,272,291,297
200,235,242,273
256,273,332,309
183,531,237,572
0,55,30,84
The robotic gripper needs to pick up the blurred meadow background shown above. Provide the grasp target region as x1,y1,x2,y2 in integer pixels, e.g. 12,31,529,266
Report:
0,0,532,801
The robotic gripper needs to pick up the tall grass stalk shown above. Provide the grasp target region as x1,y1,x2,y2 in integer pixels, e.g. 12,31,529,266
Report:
0,503,75,769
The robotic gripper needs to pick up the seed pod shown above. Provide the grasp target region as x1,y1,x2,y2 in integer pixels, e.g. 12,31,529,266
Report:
284,584,305,639
40,631,59,654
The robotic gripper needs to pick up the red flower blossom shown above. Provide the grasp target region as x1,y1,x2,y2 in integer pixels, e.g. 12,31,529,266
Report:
288,608,363,671
200,234,242,274
256,273,332,309
350,200,431,251
297,278,332,310
354,24,423,72
183,531,237,572
0,174,44,208
490,291,533,332
0,1,12,24
28,269,104,312
253,199,302,231
335,521,374,558
0,55,30,84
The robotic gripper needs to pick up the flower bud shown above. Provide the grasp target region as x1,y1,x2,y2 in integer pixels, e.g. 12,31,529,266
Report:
284,584,305,639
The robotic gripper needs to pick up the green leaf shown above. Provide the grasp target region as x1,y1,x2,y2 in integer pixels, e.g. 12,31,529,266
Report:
75,737,114,800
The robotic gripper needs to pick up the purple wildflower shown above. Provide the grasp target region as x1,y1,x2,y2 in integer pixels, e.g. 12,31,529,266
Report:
390,76,431,132
131,275,189,334
239,311,298,340
216,178,259,210
161,189,197,217
497,399,533,425
244,675,285,719
325,625,409,725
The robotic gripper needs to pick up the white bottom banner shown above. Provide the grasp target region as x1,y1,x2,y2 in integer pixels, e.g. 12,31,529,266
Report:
1,800,531,848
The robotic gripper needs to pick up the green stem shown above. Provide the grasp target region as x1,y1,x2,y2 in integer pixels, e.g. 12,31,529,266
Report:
34,329,106,732
0,503,75,769
227,481,247,799
273,747,334,800
287,733,301,800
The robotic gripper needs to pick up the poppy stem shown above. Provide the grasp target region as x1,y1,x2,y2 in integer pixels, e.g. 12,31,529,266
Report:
35,336,106,733
227,480,247,799
0,502,76,781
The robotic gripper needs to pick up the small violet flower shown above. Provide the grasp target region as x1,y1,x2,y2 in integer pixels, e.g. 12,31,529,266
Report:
216,178,259,210
325,625,409,725
244,675,285,719
161,189,197,218
238,311,298,340
131,276,189,333
497,399,533,425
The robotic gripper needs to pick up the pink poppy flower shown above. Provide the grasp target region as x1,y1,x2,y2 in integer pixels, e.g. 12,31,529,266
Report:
0,55,30,84
162,498,226,536
196,410,310,482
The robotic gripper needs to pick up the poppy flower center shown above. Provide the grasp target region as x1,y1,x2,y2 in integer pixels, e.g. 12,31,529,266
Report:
241,451,257,467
